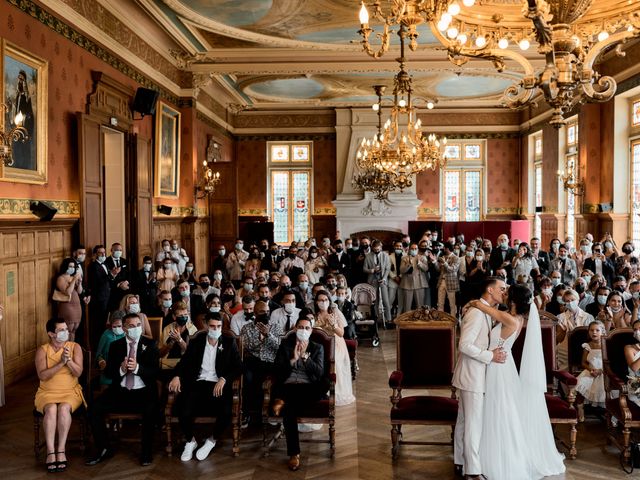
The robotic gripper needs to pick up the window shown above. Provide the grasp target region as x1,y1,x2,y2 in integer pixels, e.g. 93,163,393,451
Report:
633,99,640,128
442,141,484,221
531,132,543,239
564,118,579,241
631,139,640,249
267,142,313,244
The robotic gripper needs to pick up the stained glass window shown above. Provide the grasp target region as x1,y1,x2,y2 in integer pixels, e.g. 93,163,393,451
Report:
464,171,481,221
564,117,578,239
272,171,290,244
534,135,543,159
464,144,481,160
271,145,289,162
633,100,640,127
444,171,460,222
444,145,460,160
567,122,578,146
292,172,310,242
292,145,309,162
632,141,640,249
535,165,543,239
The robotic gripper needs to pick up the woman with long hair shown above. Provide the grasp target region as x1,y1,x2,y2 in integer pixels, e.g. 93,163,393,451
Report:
54,258,83,342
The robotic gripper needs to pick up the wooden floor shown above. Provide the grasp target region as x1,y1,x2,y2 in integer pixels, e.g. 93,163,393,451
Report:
0,329,632,479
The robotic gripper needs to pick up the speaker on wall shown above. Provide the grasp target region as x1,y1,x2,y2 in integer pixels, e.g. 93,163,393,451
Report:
157,205,172,216
535,206,543,213
30,201,57,221
132,87,159,118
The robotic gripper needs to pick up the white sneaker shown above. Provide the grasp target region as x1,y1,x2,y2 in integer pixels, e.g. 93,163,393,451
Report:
180,439,198,462
195,438,216,461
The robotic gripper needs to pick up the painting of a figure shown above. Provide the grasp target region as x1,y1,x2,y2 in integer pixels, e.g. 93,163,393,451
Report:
154,101,180,197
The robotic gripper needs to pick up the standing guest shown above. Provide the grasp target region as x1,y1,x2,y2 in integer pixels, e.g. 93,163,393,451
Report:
226,239,249,287
584,242,615,288
86,313,159,467
399,243,430,313
35,319,86,473
96,313,126,385
388,241,405,315
157,257,179,292
235,276,256,304
551,244,579,287
335,286,357,340
104,243,130,312
616,241,639,279
511,242,539,291
305,246,327,285
71,246,90,346
261,243,283,273
134,256,158,314
271,317,327,471
350,237,371,286
181,262,197,290
437,242,461,316
273,275,305,308
169,314,242,462
549,238,562,261
155,239,174,265
327,239,351,279
54,258,83,342
336,274,352,302
271,291,300,332
465,248,489,303
293,274,314,306
533,276,553,311
117,294,153,338
574,277,593,310
159,302,197,371
193,274,219,302
573,238,593,273
245,247,263,280
364,240,391,324
279,246,305,279
489,234,516,281
530,237,551,277
169,240,189,275
211,269,225,292
87,245,111,351
602,233,620,261
212,245,228,278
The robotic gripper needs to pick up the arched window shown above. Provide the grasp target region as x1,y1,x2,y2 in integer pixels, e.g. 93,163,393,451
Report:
564,117,578,241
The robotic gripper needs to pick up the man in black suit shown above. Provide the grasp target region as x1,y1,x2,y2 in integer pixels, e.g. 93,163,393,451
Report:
489,234,516,281
104,242,130,312
86,313,159,466
168,313,242,462
530,237,551,277
171,278,205,318
335,286,357,339
133,255,158,314
327,239,351,278
584,242,616,287
71,245,90,346
87,244,111,351
261,243,283,273
271,317,327,471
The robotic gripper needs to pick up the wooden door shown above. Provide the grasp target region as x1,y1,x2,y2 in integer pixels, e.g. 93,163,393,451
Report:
77,113,104,252
129,134,153,268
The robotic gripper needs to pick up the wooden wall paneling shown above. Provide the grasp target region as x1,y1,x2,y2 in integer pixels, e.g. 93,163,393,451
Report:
195,218,210,276
152,217,184,262
78,113,105,252
209,161,237,263
312,215,337,240
134,135,154,267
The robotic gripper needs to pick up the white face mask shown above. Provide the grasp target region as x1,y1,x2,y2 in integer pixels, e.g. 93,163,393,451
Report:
186,266,194,273
475,256,484,262
409,249,418,257
317,300,330,311
566,300,578,311
542,288,552,296
235,243,244,250
76,254,86,263
208,328,222,340
466,251,474,258
283,303,295,314
582,275,592,286
126,326,142,341
66,267,76,276
97,255,106,263
113,251,123,259
128,303,141,314
214,273,223,281
218,249,226,256
633,292,640,300
551,278,561,287
296,328,311,342
610,306,622,313
209,306,221,313
163,245,171,252
310,252,318,259
635,331,640,342
336,295,346,302
597,295,608,305
556,296,565,305
299,281,309,290
143,263,152,272
56,330,69,343
112,326,124,336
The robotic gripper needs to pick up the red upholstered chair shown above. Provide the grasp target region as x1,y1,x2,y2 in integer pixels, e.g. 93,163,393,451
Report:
602,328,640,465
566,326,590,421
389,307,458,459
262,328,336,457
511,313,579,459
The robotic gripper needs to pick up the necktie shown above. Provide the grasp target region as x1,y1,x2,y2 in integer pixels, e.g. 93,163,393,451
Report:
125,340,136,390
286,314,291,330
115,259,120,268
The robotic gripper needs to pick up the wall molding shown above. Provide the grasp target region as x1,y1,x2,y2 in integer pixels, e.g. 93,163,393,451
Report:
0,198,79,217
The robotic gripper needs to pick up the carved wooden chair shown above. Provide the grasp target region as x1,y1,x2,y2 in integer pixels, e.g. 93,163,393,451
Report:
602,327,640,465
262,328,336,457
511,313,579,459
567,326,591,421
164,330,243,456
146,316,163,341
388,307,459,459
34,347,92,459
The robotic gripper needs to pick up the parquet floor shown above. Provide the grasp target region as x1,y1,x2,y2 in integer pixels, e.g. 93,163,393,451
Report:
0,329,632,479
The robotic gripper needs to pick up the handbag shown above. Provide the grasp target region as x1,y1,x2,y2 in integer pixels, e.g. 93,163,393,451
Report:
52,289,71,303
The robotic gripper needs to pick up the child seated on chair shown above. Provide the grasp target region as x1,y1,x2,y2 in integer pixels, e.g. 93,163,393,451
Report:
575,321,606,419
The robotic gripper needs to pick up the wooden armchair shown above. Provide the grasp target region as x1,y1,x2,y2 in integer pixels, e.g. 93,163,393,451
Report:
567,326,590,421
164,330,243,456
388,307,459,459
262,328,336,457
602,328,639,464
511,313,579,459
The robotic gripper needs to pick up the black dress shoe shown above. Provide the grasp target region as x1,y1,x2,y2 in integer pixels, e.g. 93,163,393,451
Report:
85,448,114,466
140,456,153,466
454,464,464,477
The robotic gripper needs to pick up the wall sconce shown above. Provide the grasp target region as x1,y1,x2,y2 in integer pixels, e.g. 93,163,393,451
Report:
196,138,222,199
557,156,584,196
0,104,28,166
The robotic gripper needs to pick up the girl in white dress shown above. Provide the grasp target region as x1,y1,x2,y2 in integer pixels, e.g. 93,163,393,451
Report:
469,284,565,480
576,321,606,411
313,291,355,406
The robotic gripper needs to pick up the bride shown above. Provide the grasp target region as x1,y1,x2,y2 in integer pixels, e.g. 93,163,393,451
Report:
469,284,565,480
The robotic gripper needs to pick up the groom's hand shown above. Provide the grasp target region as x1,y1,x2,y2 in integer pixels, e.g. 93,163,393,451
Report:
491,348,507,363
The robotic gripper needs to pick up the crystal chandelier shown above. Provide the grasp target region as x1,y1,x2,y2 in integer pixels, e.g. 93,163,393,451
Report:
432,0,640,128
0,103,28,167
557,155,584,195
196,138,222,198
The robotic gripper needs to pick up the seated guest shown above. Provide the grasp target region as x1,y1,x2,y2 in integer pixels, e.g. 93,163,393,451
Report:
159,302,197,371
221,283,242,316
624,319,640,408
271,291,300,332
586,285,612,318
336,274,352,302
181,262,197,290
193,274,220,301
96,311,126,385
574,276,593,309
54,258,83,342
304,246,327,285
205,294,230,330
86,313,159,466
168,314,242,461
556,289,596,370
35,319,86,473
626,280,640,313
546,283,567,316
211,269,225,293
117,294,153,338
134,256,158,314
272,316,327,471
533,276,553,311
596,291,632,331
256,283,281,312
612,275,632,301
273,275,305,308
152,290,174,327
584,242,615,287
230,295,255,335
335,286,357,340
172,279,204,318
293,274,314,305
235,276,256,304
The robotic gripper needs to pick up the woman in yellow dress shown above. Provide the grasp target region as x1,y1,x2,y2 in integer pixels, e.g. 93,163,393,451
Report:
34,318,85,473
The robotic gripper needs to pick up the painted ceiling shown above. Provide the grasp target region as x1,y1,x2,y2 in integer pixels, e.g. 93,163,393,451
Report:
136,0,543,109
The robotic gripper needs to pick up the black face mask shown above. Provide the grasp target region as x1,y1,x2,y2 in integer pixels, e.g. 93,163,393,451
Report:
615,286,626,293
200,282,210,289
259,295,269,302
483,247,491,254
244,312,255,321
289,253,296,259
419,246,427,253
402,241,409,248
221,294,234,304
271,249,278,255
623,247,634,254
260,244,269,251
361,245,370,252
575,284,585,294
176,315,189,326
256,313,269,324
335,246,343,252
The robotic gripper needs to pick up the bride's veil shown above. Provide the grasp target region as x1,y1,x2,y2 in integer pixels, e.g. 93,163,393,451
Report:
519,302,566,475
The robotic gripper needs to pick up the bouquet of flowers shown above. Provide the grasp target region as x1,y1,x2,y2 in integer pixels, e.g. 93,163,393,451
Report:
627,375,640,395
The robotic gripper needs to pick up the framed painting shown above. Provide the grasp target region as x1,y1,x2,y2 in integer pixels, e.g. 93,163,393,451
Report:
154,100,181,198
1,41,48,183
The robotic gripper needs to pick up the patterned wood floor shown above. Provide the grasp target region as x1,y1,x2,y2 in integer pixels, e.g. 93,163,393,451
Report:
0,329,632,479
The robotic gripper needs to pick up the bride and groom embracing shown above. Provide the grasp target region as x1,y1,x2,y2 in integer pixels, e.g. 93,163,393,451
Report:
452,277,566,480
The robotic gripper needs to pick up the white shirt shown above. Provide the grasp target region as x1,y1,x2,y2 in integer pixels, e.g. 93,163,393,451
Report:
119,339,145,390
271,306,301,332
197,340,219,382
594,258,603,276
230,311,251,336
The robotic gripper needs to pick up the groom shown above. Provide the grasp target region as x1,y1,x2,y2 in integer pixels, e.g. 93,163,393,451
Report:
452,277,507,479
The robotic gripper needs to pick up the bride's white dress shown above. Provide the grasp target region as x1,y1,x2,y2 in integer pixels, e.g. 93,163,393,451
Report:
481,304,565,480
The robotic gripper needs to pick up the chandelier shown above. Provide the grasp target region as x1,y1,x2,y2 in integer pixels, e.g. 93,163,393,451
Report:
432,0,640,128
557,155,584,195
196,138,222,198
0,103,28,166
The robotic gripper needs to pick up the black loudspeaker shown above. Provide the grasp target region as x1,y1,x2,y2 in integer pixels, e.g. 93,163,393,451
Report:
599,203,613,213
535,206,543,213
157,205,172,215
30,201,57,221
132,87,159,117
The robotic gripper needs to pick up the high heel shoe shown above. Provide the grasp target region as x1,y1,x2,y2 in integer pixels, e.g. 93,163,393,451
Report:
45,452,57,473
56,451,68,472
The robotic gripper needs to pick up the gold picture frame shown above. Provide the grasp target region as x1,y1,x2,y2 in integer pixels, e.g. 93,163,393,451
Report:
154,100,181,198
1,40,48,184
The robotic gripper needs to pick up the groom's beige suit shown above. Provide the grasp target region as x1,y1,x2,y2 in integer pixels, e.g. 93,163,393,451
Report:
452,298,494,476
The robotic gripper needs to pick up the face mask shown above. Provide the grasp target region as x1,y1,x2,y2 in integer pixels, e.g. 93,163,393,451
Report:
235,243,243,250
409,249,418,257
162,299,172,308
128,303,141,314
222,294,234,304
176,315,189,326
171,245,178,251
66,267,76,276
605,242,613,250
317,300,330,311
346,244,353,251
466,251,474,258
551,278,561,287
213,273,223,281
460,245,467,252
454,249,460,256
126,326,142,341
335,246,343,252
310,252,318,259
256,313,269,324
633,292,640,300
289,253,297,259
208,328,222,340
432,235,438,241
296,328,311,342
218,249,226,256
575,284,586,294
500,241,508,250
76,254,86,263
56,330,69,342
582,275,591,286
299,281,309,290
113,251,122,259
330,295,337,302
180,289,190,297
143,263,152,272
112,326,124,336
475,256,484,262
634,331,640,342
611,306,622,313
566,300,578,311
186,267,194,273
163,245,171,252
552,243,560,251
97,255,106,263
337,295,346,302
419,246,428,253
361,245,370,253
597,295,608,305
542,288,552,296
623,247,634,255
558,253,567,260
283,303,295,314
394,249,403,255
164,264,172,270
209,306,221,313
556,296,565,305
401,241,409,248
244,312,255,321
580,246,590,254
244,283,254,291
200,282,210,290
